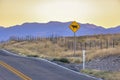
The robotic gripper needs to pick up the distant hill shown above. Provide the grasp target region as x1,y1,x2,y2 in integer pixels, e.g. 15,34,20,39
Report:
0,21,120,41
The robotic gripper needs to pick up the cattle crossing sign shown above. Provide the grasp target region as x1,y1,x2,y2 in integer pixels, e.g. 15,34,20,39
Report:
69,21,80,55
69,21,80,32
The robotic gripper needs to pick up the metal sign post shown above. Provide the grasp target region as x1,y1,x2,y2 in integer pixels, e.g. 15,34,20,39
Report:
74,32,76,55
82,50,86,69
69,21,80,55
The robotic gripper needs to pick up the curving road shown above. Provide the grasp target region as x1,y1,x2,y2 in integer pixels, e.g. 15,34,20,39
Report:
0,50,101,80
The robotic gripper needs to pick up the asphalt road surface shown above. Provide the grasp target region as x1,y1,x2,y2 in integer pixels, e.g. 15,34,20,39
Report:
0,50,101,80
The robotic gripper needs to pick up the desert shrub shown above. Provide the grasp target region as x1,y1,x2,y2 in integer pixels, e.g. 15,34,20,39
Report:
27,54,39,57
53,58,70,63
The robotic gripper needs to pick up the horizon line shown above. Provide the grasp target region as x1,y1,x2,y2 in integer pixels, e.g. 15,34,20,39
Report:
0,21,119,29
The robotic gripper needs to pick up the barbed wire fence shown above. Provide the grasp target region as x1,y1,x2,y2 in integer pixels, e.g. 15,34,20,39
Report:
6,33,120,50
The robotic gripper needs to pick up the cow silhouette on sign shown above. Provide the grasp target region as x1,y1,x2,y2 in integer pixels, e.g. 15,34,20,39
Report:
72,25,78,29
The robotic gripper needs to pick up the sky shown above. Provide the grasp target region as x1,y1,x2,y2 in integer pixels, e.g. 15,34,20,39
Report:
0,0,120,28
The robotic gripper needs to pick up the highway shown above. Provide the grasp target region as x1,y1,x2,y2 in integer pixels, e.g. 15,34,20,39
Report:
0,50,101,80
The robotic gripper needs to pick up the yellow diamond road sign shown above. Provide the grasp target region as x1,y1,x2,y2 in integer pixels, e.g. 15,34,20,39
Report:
69,21,80,32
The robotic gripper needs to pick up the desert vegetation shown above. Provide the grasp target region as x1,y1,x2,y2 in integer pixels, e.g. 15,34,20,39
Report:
0,33,120,80
81,69,120,80
0,34,120,60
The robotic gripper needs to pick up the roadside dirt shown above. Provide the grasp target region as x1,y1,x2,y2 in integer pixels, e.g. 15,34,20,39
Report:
53,55,120,71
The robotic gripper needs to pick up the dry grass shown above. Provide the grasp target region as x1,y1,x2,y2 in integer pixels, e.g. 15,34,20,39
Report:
81,69,120,80
86,47,120,61
0,40,74,58
1,39,120,63
0,34,120,62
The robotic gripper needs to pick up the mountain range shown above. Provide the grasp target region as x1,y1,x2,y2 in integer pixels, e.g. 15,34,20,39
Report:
0,21,120,41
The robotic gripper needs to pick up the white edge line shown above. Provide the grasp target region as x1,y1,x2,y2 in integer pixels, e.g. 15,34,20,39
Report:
36,58,102,80
1,49,102,80
1,49,26,57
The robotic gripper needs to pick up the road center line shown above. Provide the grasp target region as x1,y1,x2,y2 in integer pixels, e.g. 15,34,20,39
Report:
0,61,32,80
